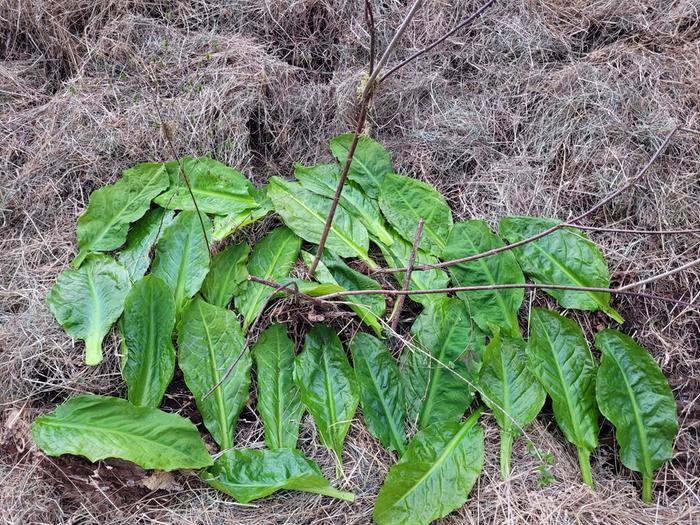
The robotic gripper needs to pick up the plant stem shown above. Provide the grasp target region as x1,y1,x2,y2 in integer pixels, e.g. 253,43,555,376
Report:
500,431,514,480
642,474,653,502
577,447,593,487
84,333,102,366
389,218,424,331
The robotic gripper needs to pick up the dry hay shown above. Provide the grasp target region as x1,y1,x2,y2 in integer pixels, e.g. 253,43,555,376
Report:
0,0,699,523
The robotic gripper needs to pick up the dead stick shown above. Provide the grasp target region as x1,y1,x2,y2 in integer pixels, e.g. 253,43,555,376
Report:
379,0,496,83
390,218,424,331
575,225,700,235
376,126,680,274
308,0,424,274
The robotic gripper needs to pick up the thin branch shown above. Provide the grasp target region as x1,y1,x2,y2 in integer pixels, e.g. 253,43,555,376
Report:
617,257,700,291
376,126,680,274
317,283,698,310
390,218,424,331
202,280,301,400
364,0,376,75
307,0,424,274
379,0,496,83
152,96,212,260
575,225,700,235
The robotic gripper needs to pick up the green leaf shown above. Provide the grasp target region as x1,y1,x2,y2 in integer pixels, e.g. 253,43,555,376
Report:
329,133,393,198
527,308,599,486
595,330,678,502
443,220,525,336
117,207,175,282
154,157,257,215
151,211,212,314
252,324,304,449
294,325,359,464
73,163,170,266
402,298,485,429
294,162,394,245
32,394,212,471
201,242,249,307
212,186,273,241
120,275,176,408
268,177,372,264
235,226,301,330
350,333,407,454
301,251,385,336
202,448,354,503
177,297,251,450
379,173,453,257
373,410,484,525
376,233,449,307
499,216,623,323
478,331,545,479
47,254,131,365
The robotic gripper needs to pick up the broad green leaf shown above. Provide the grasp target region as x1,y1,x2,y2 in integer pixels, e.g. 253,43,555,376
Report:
178,298,251,449
73,163,169,266
499,216,623,323
376,233,449,307
478,331,545,478
443,221,525,336
294,325,359,464
379,173,453,257
117,207,174,282
294,162,394,245
47,254,131,365
252,324,304,449
120,275,176,408
527,308,599,486
151,211,212,313
373,410,484,525
212,186,273,241
402,297,485,429
301,251,385,336
350,333,407,454
595,330,678,502
32,394,212,471
154,157,257,215
202,448,354,503
268,177,372,264
329,133,393,198
235,226,301,330
201,242,249,307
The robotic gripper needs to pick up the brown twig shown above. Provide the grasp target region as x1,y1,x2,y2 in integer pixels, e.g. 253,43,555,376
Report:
364,0,376,75
318,282,698,310
575,225,700,235
379,0,497,83
152,96,212,260
307,0,424,274
376,126,680,274
390,218,424,331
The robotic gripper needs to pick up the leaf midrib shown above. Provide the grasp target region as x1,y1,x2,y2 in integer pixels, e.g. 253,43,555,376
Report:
321,347,340,455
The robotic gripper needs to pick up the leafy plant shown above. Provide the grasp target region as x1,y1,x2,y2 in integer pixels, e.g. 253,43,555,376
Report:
527,308,599,486
595,330,678,502
478,331,545,478
36,133,681,522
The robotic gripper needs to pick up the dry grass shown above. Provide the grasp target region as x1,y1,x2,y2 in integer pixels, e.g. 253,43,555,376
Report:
1,0,699,523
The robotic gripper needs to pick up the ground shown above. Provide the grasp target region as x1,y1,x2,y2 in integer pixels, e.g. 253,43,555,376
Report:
0,0,699,524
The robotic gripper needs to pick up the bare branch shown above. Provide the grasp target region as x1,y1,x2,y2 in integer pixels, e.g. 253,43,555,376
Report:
364,0,376,75
376,126,680,274
575,225,700,235
308,0,424,274
379,0,497,83
390,218,424,331
617,257,700,292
